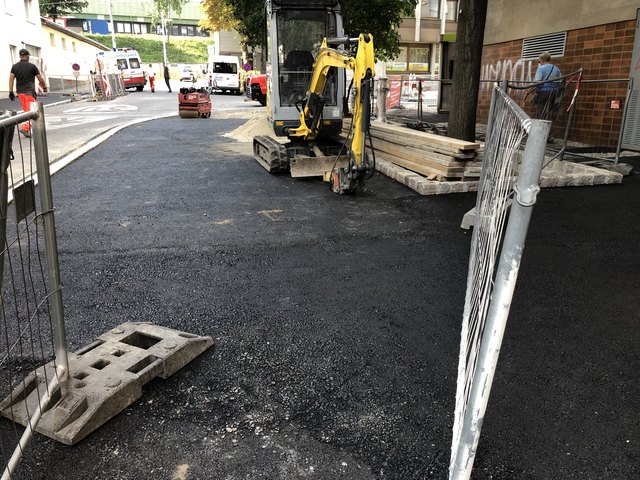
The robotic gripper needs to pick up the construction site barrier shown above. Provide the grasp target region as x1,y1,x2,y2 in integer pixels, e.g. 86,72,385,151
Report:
449,84,550,480
0,103,68,479
88,73,126,101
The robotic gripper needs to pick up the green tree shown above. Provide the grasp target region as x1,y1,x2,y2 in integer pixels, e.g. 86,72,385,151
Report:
199,0,239,33
342,0,417,60
200,0,417,60
147,0,189,26
40,0,88,20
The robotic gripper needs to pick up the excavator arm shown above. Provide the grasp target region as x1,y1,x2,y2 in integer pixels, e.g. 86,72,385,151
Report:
288,34,375,193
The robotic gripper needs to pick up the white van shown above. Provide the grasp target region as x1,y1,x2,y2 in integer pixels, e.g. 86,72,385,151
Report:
207,55,241,94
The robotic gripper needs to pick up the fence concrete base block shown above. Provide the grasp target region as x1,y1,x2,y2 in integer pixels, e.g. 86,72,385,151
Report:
0,322,213,445
375,158,622,196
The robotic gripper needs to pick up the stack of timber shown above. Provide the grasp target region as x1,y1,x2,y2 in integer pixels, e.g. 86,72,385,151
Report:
342,119,480,181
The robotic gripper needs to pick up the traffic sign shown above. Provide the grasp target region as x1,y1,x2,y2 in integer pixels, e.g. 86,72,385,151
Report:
72,63,81,71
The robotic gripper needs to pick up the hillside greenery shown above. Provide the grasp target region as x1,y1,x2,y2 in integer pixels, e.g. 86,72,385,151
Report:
86,34,212,64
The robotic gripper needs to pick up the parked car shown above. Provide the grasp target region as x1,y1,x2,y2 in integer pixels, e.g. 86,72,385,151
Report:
245,73,267,106
180,65,195,82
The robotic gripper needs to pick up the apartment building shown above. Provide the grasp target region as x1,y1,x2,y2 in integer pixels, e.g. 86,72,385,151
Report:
1,0,45,91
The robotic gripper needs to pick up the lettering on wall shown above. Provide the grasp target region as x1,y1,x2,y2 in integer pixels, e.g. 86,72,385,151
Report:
481,58,536,96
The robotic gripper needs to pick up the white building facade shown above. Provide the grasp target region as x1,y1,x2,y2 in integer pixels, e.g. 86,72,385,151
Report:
1,0,45,91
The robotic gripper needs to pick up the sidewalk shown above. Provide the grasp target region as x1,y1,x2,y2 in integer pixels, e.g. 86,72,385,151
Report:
0,92,77,113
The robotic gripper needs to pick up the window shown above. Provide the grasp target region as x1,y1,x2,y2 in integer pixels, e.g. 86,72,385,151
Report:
117,58,127,70
61,38,67,50
124,23,131,33
116,22,124,32
50,33,55,46
421,0,439,19
409,47,430,72
181,26,187,36
133,23,140,34
275,8,338,106
214,62,237,74
129,58,140,69
446,1,457,21
72,41,77,53
386,46,432,73
386,47,407,72
24,0,33,22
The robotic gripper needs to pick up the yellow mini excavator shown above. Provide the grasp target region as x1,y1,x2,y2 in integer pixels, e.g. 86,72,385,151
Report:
252,0,375,194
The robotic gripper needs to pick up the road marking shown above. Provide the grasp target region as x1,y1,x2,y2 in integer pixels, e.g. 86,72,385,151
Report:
45,115,119,131
172,464,190,480
64,104,138,113
258,209,283,221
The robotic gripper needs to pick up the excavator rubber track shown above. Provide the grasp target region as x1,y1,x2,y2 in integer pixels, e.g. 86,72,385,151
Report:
253,135,290,173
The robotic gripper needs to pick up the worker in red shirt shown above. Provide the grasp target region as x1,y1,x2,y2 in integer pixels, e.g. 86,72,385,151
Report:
8,48,47,137
147,64,156,93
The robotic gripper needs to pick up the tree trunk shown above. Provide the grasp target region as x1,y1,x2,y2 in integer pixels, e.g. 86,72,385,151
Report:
447,0,488,142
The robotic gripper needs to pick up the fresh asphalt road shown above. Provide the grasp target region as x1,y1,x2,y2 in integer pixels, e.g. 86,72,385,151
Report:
1,101,638,480
1,86,257,164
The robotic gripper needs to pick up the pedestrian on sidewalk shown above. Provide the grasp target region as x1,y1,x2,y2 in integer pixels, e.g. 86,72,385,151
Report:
8,48,47,137
163,64,172,93
147,64,156,93
533,51,562,120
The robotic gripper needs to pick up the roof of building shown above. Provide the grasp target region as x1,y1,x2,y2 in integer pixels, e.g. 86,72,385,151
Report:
41,17,110,51
64,0,204,23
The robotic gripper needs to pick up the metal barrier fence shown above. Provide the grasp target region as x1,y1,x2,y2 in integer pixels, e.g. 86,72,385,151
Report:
89,73,125,101
0,104,68,479
46,75,93,96
46,73,125,101
503,72,635,165
449,85,550,480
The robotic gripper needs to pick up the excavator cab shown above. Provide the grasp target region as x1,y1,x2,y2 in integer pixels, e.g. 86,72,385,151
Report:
266,0,345,137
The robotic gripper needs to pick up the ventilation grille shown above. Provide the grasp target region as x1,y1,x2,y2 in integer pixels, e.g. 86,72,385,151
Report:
522,32,567,60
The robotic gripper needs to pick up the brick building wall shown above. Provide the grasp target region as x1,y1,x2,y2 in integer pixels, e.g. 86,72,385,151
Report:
478,19,635,147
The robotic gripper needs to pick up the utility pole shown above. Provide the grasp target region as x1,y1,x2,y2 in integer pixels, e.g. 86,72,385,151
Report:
107,0,117,50
161,15,168,65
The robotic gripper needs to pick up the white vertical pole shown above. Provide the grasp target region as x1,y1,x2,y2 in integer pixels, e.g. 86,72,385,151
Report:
31,102,69,379
162,16,168,66
107,0,116,50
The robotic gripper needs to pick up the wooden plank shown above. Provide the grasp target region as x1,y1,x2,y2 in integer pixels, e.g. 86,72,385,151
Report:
368,131,474,162
371,149,465,178
369,142,465,177
343,125,477,159
345,119,480,152
373,122,480,151
370,138,466,168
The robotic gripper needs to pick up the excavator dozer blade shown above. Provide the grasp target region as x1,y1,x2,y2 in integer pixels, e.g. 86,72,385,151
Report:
253,135,289,173
290,155,349,178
